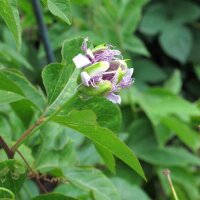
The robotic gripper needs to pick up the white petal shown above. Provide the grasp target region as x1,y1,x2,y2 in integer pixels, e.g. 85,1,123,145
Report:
105,93,121,104
124,68,134,82
73,54,91,68
81,71,91,86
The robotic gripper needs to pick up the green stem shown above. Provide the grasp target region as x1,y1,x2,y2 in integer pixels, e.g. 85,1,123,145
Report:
11,92,80,153
163,169,179,200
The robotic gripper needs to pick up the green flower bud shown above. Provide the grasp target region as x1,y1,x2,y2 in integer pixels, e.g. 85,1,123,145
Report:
79,80,112,96
84,61,109,77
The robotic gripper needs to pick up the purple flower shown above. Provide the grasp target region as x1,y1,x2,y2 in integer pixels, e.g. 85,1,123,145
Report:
72,38,134,104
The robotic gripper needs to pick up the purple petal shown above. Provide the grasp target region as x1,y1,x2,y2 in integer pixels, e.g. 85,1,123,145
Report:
124,68,134,82
81,71,91,86
73,54,91,68
105,93,121,104
82,38,88,52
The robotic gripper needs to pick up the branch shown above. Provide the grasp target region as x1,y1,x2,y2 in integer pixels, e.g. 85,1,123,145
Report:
11,116,45,153
0,136,14,159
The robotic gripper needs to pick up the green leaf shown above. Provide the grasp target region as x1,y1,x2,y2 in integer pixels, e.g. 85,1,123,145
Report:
0,90,24,105
139,3,170,35
127,87,200,125
126,118,200,166
47,0,71,25
32,193,76,200
0,70,46,111
20,180,39,199
43,67,80,116
0,0,21,49
136,147,200,167
162,116,200,151
34,122,77,173
112,177,151,200
194,65,200,80
60,96,122,133
95,144,116,174
159,26,193,63
0,43,33,70
42,63,74,104
124,36,149,57
0,160,26,198
164,70,182,94
140,2,200,35
53,110,146,180
61,37,83,64
59,96,120,173
134,59,166,83
0,187,15,199
61,167,120,200
55,183,90,199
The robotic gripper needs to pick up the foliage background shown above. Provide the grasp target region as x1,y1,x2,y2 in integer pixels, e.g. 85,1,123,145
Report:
0,0,200,199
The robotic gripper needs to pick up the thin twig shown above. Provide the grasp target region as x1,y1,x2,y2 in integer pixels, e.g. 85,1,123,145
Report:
0,136,14,159
16,150,47,193
163,169,179,200
11,116,44,153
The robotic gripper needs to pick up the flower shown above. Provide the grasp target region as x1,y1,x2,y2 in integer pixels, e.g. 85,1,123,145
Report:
73,38,134,104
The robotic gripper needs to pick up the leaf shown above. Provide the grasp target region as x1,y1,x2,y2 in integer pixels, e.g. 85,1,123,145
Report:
95,144,116,174
42,63,74,104
0,43,33,70
134,59,166,83
55,183,90,199
0,90,24,105
194,65,200,80
140,2,200,35
43,67,80,116
32,193,76,200
159,26,193,63
0,70,46,111
127,118,200,166
0,0,21,49
112,177,151,200
124,36,150,57
164,70,182,94
136,147,200,167
162,116,200,151
139,3,170,35
34,122,77,173
61,37,83,64
20,180,39,199
53,110,146,180
0,187,15,199
127,87,200,125
61,167,120,200
42,38,84,116
60,96,122,133
47,0,71,25
0,160,26,198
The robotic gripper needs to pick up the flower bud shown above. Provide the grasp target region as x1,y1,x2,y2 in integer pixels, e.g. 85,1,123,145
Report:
84,61,109,77
79,80,112,96
73,38,134,104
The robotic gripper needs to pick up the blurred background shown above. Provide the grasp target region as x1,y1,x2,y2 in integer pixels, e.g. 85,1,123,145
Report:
0,0,200,199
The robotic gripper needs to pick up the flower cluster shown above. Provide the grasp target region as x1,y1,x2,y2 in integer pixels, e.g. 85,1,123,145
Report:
73,38,134,104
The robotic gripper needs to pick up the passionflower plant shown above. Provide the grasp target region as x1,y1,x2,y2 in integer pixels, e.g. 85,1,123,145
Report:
73,38,134,104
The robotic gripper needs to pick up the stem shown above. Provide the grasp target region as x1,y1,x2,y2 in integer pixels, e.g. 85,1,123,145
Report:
31,0,55,63
163,169,179,200
11,93,80,152
11,116,45,153
16,150,47,193
0,136,14,159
